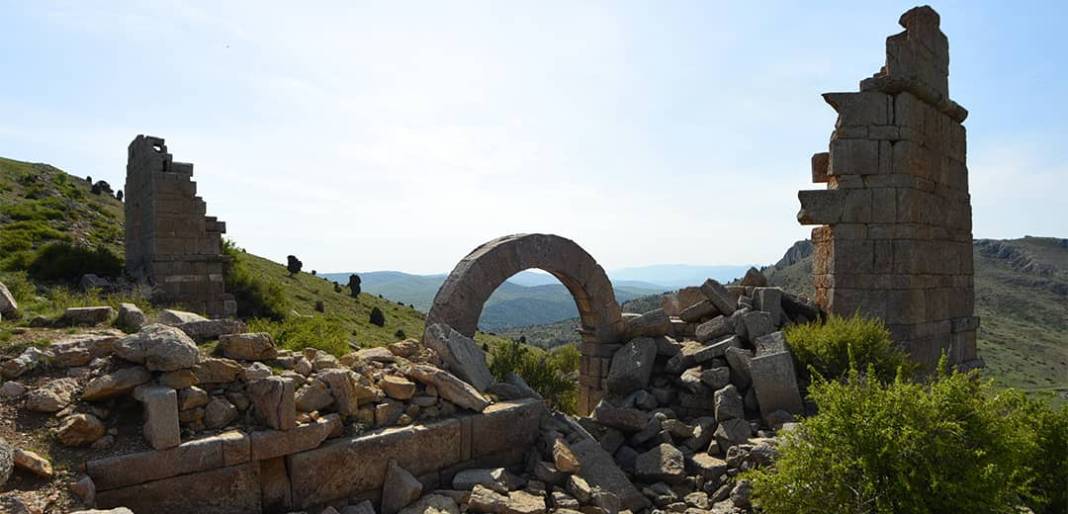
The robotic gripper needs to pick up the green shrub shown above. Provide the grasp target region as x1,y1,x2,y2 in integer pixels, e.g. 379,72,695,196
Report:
785,313,911,382
248,316,349,356
489,340,578,413
369,307,385,327
223,241,288,321
27,242,122,283
1024,398,1068,513
748,363,1037,514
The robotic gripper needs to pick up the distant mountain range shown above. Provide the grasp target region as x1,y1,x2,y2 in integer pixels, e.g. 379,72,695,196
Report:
321,265,753,331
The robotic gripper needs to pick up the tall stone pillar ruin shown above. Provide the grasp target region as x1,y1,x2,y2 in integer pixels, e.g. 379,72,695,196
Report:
798,6,980,370
124,135,236,318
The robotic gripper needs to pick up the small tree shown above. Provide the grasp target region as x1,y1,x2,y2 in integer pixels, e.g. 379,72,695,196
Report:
286,255,303,276
311,270,317,276
314,300,325,313
116,190,124,201
333,282,342,293
394,329,406,339
369,306,385,327
347,274,362,298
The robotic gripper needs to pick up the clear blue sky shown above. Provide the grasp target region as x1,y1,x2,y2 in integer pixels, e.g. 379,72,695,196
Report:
1,1,1064,274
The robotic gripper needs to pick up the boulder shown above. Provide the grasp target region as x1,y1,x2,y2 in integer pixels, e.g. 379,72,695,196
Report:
739,267,768,287
55,413,106,447
406,364,490,412
318,369,369,416
605,337,657,395
114,324,199,371
700,367,732,390
713,418,751,452
679,300,718,323
382,460,422,514
25,378,80,413
157,309,207,326
178,386,210,410
218,332,278,361
591,403,648,432
570,438,649,511
695,315,734,342
0,281,17,316
248,377,296,430
0,381,26,400
61,306,115,326
552,438,581,473
49,333,118,368
724,347,754,390
116,303,146,332
741,311,774,342
82,366,152,401
750,346,804,419
159,368,198,389
1,347,47,379
175,319,247,342
423,323,494,392
468,485,545,514
13,449,53,478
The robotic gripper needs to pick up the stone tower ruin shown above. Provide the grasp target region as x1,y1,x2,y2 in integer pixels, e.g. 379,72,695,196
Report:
797,6,980,370
124,135,236,318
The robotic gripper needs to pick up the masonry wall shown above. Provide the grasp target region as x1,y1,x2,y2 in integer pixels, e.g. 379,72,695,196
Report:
797,7,980,370
125,135,236,318
89,399,545,514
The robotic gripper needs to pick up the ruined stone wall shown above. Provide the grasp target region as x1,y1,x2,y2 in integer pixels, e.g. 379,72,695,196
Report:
125,135,236,318
798,7,979,370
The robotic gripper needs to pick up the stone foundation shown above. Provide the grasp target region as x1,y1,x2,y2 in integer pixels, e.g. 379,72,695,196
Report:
797,7,979,370
124,135,236,318
89,399,544,514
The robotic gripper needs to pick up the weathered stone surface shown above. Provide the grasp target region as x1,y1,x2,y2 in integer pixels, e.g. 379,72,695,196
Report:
159,368,198,389
135,386,181,450
175,319,247,342
344,501,378,514
1,347,47,379
204,397,239,429
625,308,673,338
318,369,366,416
679,300,718,323
381,375,417,400
248,377,296,430
218,332,277,361
295,379,334,412
713,418,751,452
453,468,516,494
398,494,459,514
724,347,753,390
695,315,733,342
714,384,744,422
287,418,464,508
116,303,146,331
87,431,249,490
468,485,545,514
50,334,117,367
666,336,739,374
740,311,774,341
114,324,199,371
157,309,208,326
570,438,649,511
592,403,648,432
25,378,80,413
55,413,106,447
194,357,243,384
0,281,17,315
13,449,52,478
178,386,209,410
605,337,657,395
83,366,152,400
0,438,12,488
406,364,489,412
0,381,26,400
740,267,768,287
553,438,581,473
635,443,686,484
96,462,260,514
62,306,115,326
423,323,494,392
750,350,805,419
700,279,736,316
249,414,340,461
382,460,422,514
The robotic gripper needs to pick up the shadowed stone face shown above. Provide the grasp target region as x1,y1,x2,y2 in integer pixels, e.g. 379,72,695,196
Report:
423,233,625,414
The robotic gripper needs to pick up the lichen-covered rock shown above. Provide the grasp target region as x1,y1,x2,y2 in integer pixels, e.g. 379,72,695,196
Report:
114,324,199,371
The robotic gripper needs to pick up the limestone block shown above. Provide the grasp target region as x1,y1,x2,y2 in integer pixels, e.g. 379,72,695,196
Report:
87,431,250,491
96,463,261,514
829,139,880,176
62,306,115,326
811,152,830,183
470,399,545,459
605,337,657,395
823,91,891,126
135,386,181,450
750,349,804,420
570,438,649,511
423,323,494,392
248,377,296,431
699,279,736,316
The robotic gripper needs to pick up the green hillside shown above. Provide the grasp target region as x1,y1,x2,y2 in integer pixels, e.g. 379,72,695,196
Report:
765,237,1068,402
0,155,505,352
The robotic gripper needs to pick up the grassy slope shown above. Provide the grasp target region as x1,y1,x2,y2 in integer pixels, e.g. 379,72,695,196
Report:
0,155,506,352
765,237,1068,401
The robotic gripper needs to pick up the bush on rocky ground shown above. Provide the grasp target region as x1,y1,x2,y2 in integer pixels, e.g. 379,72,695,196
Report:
489,340,578,413
785,313,911,383
747,359,1048,514
1023,397,1068,514
369,306,385,327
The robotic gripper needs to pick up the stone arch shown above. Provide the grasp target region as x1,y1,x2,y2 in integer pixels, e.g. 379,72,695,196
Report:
424,233,625,414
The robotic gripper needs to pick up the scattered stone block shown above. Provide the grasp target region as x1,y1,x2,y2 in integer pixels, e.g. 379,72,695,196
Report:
13,449,53,478
423,323,494,392
605,337,657,395
248,377,296,431
406,364,489,412
750,350,805,419
116,303,146,332
700,279,736,316
114,324,199,371
135,386,181,450
175,319,246,342
635,443,686,484
61,306,115,326
82,366,152,401
218,332,277,361
55,413,106,447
